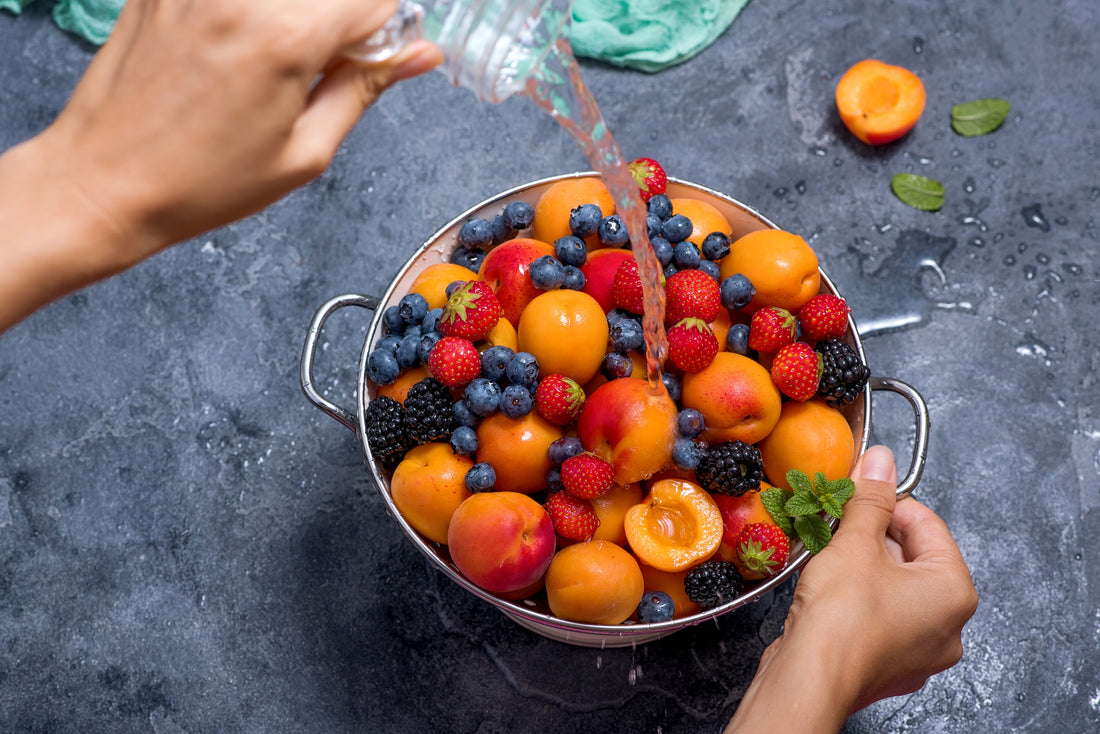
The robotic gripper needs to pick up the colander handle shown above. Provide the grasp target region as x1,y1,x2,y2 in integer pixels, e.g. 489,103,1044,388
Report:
300,293,381,432
867,376,929,499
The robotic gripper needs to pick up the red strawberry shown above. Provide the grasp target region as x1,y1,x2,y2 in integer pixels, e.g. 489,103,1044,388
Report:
748,306,797,353
664,268,721,324
545,490,600,542
534,374,586,425
798,294,851,342
667,317,719,373
439,280,503,341
733,522,790,580
770,341,822,401
611,259,646,314
427,336,481,388
628,157,668,202
559,451,615,500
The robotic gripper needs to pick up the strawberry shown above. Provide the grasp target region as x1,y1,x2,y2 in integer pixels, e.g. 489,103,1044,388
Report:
534,374,586,425
667,318,719,373
748,306,797,353
733,522,790,580
770,341,822,401
611,258,646,314
628,157,668,202
545,490,600,542
664,268,721,324
427,336,481,388
798,293,851,342
559,451,615,500
439,280,503,341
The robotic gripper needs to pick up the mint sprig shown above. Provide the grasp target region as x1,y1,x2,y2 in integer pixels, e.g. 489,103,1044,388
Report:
761,470,856,554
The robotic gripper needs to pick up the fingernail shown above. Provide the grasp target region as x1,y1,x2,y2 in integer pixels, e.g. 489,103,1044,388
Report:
858,446,896,483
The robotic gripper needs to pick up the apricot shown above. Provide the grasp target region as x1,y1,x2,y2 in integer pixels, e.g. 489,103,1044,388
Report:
757,398,856,490
680,352,782,445
532,177,615,247
475,411,564,494
719,229,820,314
670,198,733,247
409,263,477,310
390,443,473,544
545,540,644,625
577,378,679,485
637,561,703,620
624,478,723,573
448,492,556,594
836,59,926,146
713,486,777,564
590,482,644,546
376,365,429,405
477,315,518,353
517,290,609,386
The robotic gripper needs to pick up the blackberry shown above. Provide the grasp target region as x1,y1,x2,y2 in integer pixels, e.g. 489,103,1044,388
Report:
695,441,763,496
403,377,456,444
684,561,743,608
816,339,870,409
364,396,411,468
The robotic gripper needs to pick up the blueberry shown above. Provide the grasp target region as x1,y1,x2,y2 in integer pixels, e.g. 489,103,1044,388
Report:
445,280,467,298
465,462,497,493
490,213,515,245
701,231,731,261
569,203,603,238
548,436,584,466
698,260,721,281
383,305,405,334
600,352,633,381
672,438,705,471
450,425,479,455
661,213,693,243
480,345,514,382
503,201,535,230
499,383,534,418
397,292,429,326
677,408,706,439
720,273,756,311
554,235,588,267
396,333,421,369
646,213,663,239
376,333,402,355
726,323,751,355
458,218,493,250
637,591,676,624
464,378,502,417
421,307,443,333
598,214,630,248
606,308,635,329
650,236,674,266
545,467,565,493
661,371,681,402
506,352,540,386
451,246,486,273
609,317,644,354
663,262,679,279
647,194,673,221
561,265,586,291
453,399,481,428
401,324,423,341
417,331,442,364
673,241,702,270
530,255,566,290
366,348,400,385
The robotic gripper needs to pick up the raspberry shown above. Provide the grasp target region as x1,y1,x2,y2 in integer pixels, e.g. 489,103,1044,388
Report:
695,441,763,496
684,560,743,608
403,377,456,444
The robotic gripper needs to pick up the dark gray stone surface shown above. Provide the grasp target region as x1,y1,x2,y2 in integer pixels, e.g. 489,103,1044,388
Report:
1,1,1098,732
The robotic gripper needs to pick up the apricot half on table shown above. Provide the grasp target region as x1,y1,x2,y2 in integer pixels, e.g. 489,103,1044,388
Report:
624,478,723,573
835,59,926,145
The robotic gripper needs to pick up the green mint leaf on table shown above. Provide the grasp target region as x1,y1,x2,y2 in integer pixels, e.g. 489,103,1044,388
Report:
794,514,833,555
891,173,945,211
951,98,1010,137
760,487,795,537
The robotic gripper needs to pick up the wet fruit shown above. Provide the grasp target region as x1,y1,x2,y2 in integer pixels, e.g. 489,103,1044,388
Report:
545,540,644,624
624,478,723,573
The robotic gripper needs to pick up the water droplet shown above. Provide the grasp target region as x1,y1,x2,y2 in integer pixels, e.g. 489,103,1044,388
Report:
963,176,976,194
811,146,827,157
833,158,844,167
951,148,963,158
1021,203,1051,232
1064,263,1083,276
993,232,1005,243
1004,255,1016,266
795,180,807,194
773,187,789,198
988,158,1006,168
969,237,985,247
876,222,894,234
1023,264,1037,280
956,198,990,232
912,36,924,54
1018,242,1028,254
1036,253,1050,265
1090,187,1099,201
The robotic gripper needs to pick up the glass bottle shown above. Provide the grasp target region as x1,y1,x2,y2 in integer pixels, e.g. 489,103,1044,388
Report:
346,0,573,103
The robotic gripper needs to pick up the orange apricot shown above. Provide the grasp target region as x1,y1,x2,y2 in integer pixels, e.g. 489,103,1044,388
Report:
477,314,518,353
713,486,777,564
719,229,820,314
680,352,782,446
577,377,679,486
670,198,733,247
390,443,473,544
475,411,564,494
545,540,644,625
375,365,429,405
591,482,644,546
532,177,615,247
836,59,926,145
408,263,477,311
624,478,723,572
757,398,856,490
637,561,703,620
517,290,609,386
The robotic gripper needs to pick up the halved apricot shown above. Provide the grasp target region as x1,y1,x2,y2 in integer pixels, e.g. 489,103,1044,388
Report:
836,59,925,145
624,479,723,572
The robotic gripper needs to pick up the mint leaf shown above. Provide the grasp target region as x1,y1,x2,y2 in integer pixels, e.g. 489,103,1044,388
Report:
785,492,823,517
786,469,815,496
951,98,1010,137
820,494,844,519
794,514,833,555
891,173,945,212
823,477,856,513
760,487,795,537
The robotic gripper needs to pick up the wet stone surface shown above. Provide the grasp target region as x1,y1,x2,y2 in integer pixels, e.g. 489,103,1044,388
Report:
2,1,1099,732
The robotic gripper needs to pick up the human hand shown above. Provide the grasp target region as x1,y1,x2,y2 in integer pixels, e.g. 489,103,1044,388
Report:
726,446,978,733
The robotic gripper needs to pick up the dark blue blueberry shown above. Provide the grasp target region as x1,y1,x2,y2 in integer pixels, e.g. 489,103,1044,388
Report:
671,438,705,471
458,218,493,250
450,425,479,455
547,436,584,466
720,273,756,311
499,383,534,418
480,345,514,382
376,333,402,355
401,324,423,341
421,307,443,333
553,235,588,267
598,214,630,248
445,279,467,299
505,352,540,386
450,246,486,273
569,203,603,238
561,265,586,290
417,331,442,364
464,378,502,417
453,399,481,428
490,213,515,245
397,293,429,326
650,236,673,266
646,213,663,239
637,591,676,624
529,255,566,290
609,317,644,354
661,214,694,243
647,193,673,221
677,408,706,439
726,323,751,355
383,305,405,334
606,308,636,329
673,241,702,270
396,333,421,369
366,348,400,385
701,231,731,261
698,260,721,281
503,201,535,230
465,462,497,493
663,262,679,279
661,371,681,402
545,467,565,493
600,352,633,381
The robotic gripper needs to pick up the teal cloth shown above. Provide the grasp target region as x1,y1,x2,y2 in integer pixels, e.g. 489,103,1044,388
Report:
0,0,123,45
